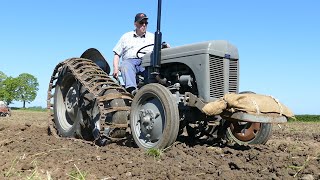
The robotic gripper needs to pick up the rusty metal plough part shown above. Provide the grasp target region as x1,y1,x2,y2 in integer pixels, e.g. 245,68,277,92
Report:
47,58,133,142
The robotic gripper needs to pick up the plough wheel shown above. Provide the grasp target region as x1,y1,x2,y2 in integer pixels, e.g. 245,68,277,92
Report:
226,121,272,145
225,91,273,145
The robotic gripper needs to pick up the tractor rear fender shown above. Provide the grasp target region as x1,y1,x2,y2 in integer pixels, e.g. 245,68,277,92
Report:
80,48,110,74
184,92,287,123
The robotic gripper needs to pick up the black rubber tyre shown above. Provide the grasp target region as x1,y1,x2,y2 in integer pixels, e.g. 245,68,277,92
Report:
130,83,180,149
54,72,83,138
225,121,272,145
225,91,273,145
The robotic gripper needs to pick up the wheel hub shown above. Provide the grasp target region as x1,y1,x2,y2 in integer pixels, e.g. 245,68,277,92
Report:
139,109,159,135
65,83,79,121
230,122,261,141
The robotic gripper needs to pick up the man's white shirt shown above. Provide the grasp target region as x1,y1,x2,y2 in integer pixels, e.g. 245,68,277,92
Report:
113,30,154,60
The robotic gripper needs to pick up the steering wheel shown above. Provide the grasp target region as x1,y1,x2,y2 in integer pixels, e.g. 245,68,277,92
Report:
136,44,154,59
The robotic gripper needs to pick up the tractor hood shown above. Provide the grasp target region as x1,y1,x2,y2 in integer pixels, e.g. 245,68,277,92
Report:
142,40,239,65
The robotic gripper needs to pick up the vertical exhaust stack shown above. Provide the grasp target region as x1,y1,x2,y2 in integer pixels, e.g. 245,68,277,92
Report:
149,0,162,82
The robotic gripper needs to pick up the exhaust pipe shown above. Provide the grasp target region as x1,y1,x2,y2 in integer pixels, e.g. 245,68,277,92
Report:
148,0,162,83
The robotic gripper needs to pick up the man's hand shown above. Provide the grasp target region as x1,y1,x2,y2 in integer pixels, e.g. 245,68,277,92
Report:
162,42,170,49
113,53,120,78
113,68,119,78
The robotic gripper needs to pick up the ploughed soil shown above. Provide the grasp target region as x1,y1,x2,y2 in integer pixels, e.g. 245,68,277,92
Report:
0,110,319,180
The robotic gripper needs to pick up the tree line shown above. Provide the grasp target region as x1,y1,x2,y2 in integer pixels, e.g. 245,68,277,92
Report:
0,71,39,108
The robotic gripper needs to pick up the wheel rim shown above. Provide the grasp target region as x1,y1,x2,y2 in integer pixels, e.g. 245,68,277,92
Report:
56,80,80,132
131,94,165,148
229,121,261,142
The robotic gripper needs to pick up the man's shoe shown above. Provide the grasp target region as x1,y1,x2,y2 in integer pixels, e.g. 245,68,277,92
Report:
131,89,137,96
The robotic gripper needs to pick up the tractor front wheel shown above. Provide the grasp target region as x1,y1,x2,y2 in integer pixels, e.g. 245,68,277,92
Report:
130,84,180,149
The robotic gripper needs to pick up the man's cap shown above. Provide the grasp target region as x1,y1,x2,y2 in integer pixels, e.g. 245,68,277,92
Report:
135,13,148,22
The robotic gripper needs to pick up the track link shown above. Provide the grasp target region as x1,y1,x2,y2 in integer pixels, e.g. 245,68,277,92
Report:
47,58,133,141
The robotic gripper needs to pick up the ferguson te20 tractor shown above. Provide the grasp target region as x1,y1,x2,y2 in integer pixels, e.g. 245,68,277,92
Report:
47,0,288,149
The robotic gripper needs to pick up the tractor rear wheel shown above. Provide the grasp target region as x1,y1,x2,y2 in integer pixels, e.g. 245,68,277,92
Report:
130,83,180,149
53,72,89,139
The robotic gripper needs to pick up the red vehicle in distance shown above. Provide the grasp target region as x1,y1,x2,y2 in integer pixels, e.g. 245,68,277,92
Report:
0,101,11,117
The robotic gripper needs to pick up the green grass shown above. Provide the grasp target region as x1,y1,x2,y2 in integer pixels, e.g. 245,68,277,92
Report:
5,157,19,178
67,164,87,180
288,115,320,122
288,156,312,177
5,157,48,180
11,106,47,112
146,148,163,160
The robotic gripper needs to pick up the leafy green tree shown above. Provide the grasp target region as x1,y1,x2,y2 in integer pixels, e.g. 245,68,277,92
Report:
0,71,7,82
0,77,19,105
0,71,7,101
15,73,39,108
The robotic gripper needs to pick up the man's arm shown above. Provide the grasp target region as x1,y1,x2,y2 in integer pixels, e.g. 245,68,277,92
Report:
113,53,120,78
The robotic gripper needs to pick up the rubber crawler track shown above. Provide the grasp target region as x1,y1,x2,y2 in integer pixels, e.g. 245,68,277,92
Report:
47,58,133,140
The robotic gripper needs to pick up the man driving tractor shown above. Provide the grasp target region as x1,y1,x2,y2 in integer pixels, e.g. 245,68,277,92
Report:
112,13,154,94
112,13,169,94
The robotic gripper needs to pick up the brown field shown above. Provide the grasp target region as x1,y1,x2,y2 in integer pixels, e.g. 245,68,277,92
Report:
0,110,319,179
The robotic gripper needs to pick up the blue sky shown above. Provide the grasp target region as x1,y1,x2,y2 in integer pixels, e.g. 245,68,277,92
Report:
0,0,319,114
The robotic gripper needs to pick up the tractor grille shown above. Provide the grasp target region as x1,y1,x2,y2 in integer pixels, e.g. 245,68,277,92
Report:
229,59,239,93
209,55,238,98
209,55,224,98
